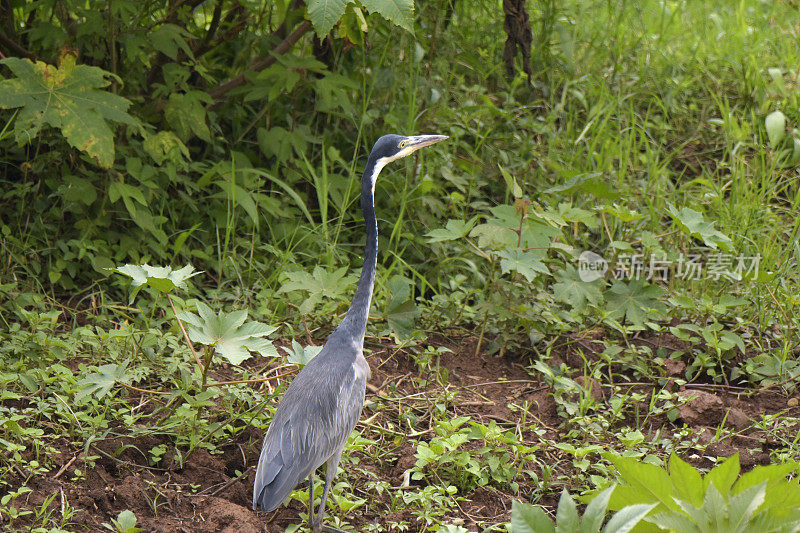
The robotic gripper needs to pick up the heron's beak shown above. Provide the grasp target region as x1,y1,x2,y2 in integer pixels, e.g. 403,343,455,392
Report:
404,135,448,153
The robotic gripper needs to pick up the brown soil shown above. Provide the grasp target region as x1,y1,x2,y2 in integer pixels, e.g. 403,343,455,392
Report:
4,333,797,532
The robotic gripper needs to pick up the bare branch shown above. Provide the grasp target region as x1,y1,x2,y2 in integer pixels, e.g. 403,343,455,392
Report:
208,19,312,102
0,30,35,59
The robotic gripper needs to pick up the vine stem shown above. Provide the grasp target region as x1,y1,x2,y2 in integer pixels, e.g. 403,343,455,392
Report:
167,294,204,373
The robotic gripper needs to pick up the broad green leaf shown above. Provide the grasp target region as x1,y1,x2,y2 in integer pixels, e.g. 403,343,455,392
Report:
704,453,740,496
645,511,697,532
109,182,147,207
0,55,138,168
511,500,556,533
360,0,415,32
470,221,517,249
425,217,478,243
582,485,614,533
605,279,666,326
307,0,349,36
314,73,359,114
555,489,580,531
557,203,599,229
734,462,800,493
667,205,733,251
544,172,620,200
498,165,523,198
283,339,323,366
177,302,278,365
604,453,678,511
149,23,194,60
596,204,644,223
164,91,211,142
497,249,549,282
212,181,260,228
553,265,604,313
603,503,656,533
143,130,190,164
113,264,200,297
669,454,704,508
75,363,129,401
59,176,97,205
384,276,418,342
728,482,766,530
110,509,143,533
766,110,787,148
279,266,356,314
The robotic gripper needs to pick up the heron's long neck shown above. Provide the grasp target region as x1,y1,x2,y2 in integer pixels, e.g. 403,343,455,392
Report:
337,156,382,342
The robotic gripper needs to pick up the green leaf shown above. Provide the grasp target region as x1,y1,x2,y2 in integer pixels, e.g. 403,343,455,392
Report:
307,0,349,36
113,263,200,297
511,500,556,533
669,454,704,507
360,0,415,32
282,339,323,366
555,489,580,531
59,176,97,205
498,165,523,198
646,511,698,533
425,217,478,243
212,180,260,228
604,453,678,511
605,279,666,326
596,204,644,223
164,91,211,142
149,23,194,60
728,482,766,531
76,363,129,401
544,172,620,200
177,302,278,365
497,249,549,282
766,110,787,148
704,453,740,496
553,265,604,313
582,485,614,533
109,182,147,207
734,462,800,493
603,503,656,533
0,55,138,168
142,130,190,164
110,509,143,533
667,205,733,251
384,276,418,342
279,266,356,315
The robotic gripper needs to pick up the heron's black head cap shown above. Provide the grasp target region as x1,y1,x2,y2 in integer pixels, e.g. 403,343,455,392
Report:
368,134,448,164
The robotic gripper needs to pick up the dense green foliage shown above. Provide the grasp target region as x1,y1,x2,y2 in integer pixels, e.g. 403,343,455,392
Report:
4,0,800,530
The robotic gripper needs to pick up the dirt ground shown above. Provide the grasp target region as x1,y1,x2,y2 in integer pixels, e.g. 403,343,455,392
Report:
5,333,796,532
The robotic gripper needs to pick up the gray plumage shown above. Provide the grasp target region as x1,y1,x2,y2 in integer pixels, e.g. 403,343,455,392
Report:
253,134,447,532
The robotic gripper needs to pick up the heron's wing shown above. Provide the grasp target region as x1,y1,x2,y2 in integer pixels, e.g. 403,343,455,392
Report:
252,385,327,511
252,355,366,512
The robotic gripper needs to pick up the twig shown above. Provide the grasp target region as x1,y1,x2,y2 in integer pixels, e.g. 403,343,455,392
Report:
205,369,297,387
208,19,312,101
52,455,78,480
0,30,34,58
208,466,253,496
119,382,172,396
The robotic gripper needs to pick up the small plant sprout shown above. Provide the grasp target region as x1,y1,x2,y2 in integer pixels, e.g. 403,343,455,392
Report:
102,509,142,533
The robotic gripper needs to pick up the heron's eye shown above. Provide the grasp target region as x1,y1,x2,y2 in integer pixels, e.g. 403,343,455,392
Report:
398,140,407,148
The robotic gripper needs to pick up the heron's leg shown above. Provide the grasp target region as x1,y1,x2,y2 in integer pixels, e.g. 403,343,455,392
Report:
307,470,316,528
315,450,343,530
